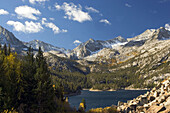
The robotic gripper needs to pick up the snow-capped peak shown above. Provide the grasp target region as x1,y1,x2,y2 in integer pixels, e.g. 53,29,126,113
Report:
165,24,170,31
24,40,67,53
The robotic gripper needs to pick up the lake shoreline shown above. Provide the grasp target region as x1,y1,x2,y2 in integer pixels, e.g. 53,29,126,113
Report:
69,89,149,111
83,88,150,92
66,88,150,97
65,90,81,97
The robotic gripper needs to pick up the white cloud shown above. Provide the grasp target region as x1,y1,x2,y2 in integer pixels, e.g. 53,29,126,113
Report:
42,18,67,34
159,0,170,3
85,6,99,13
0,9,9,15
61,29,68,33
29,0,49,4
55,3,61,10
55,2,92,23
49,18,55,21
63,16,67,19
73,40,82,46
165,23,170,31
125,3,132,8
7,21,43,33
73,40,82,44
15,5,41,20
99,19,111,25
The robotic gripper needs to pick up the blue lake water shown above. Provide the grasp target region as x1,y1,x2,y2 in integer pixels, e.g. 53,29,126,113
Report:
69,90,149,111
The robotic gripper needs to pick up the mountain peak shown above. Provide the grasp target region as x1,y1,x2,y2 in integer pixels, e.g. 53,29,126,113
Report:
155,27,170,40
87,38,95,43
0,25,25,49
25,39,67,53
158,27,167,32
33,39,40,42
113,36,127,42
31,39,44,44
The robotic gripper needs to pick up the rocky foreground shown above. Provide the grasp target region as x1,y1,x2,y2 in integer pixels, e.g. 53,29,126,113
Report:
117,78,170,113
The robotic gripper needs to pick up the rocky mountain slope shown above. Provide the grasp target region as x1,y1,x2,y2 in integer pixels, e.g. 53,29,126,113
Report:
117,78,170,113
81,27,170,63
0,26,27,53
24,40,68,53
89,27,170,88
68,36,127,59
43,52,90,74
0,25,69,56
0,25,170,89
24,39,70,58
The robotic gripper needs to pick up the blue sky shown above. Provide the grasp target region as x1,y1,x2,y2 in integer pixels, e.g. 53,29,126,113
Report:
0,0,170,49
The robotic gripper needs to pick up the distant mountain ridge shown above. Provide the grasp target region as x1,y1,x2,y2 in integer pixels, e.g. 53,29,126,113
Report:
24,40,67,53
0,26,24,47
0,25,170,90
0,26,27,53
0,25,69,55
0,25,170,61
68,36,127,59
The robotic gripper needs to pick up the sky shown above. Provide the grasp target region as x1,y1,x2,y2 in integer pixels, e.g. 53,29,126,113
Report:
0,0,170,49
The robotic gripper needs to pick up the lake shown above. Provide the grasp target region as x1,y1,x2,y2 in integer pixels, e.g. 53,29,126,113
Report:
69,90,149,111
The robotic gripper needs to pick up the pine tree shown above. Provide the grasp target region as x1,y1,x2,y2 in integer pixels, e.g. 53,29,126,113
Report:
0,43,2,52
0,52,22,111
20,46,37,112
3,44,7,56
8,44,11,56
0,44,5,111
34,47,56,113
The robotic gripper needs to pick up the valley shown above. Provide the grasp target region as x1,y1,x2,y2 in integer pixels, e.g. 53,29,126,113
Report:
0,25,170,112
1,0,170,112
0,25,170,93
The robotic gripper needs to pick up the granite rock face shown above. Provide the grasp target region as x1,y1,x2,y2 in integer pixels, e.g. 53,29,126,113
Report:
24,40,68,53
117,78,170,113
0,26,27,53
0,26,24,47
68,36,127,59
1,25,170,86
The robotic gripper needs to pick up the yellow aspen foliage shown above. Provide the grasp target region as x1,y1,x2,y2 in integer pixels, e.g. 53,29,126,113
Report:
3,53,22,83
79,102,84,108
162,60,167,63
89,106,117,113
118,61,123,64
53,84,55,88
65,97,69,102
2,108,18,113
89,108,103,113
7,53,15,66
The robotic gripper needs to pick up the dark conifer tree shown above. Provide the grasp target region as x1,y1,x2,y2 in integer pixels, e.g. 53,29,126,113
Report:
3,44,7,56
0,46,22,111
8,44,11,55
20,46,37,112
0,43,4,111
34,47,56,113
0,43,2,52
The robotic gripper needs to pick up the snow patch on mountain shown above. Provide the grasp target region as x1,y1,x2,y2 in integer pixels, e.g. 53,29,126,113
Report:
24,40,67,53
165,23,170,31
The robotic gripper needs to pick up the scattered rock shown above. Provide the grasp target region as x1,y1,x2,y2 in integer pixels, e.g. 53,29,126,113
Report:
117,101,125,106
117,78,170,113
146,105,166,113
